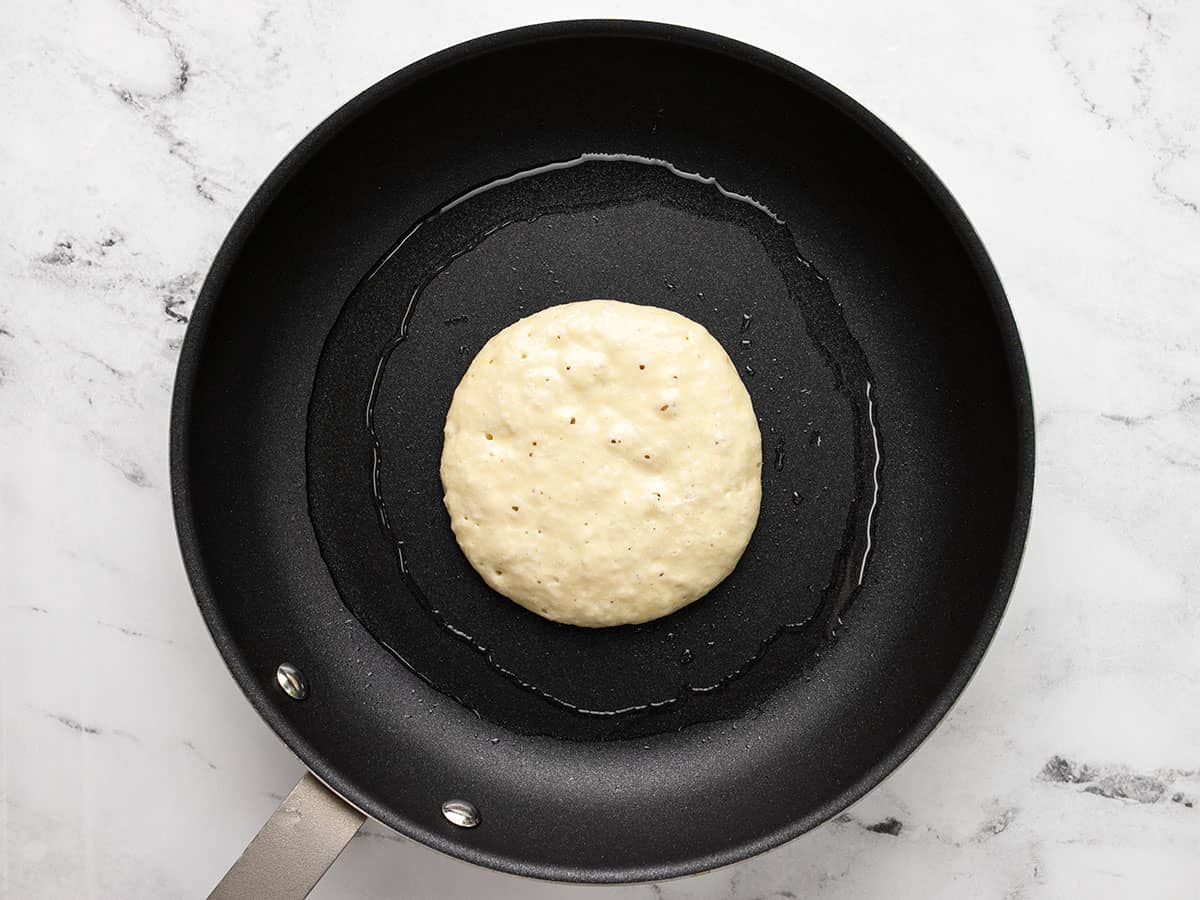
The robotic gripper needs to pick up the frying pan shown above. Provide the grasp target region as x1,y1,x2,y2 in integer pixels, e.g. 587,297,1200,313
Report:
171,20,1034,897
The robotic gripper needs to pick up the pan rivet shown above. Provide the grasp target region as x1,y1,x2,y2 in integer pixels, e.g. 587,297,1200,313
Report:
441,799,480,828
276,663,308,700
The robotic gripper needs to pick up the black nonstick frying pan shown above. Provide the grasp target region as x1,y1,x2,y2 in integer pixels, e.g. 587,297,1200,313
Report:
172,20,1034,897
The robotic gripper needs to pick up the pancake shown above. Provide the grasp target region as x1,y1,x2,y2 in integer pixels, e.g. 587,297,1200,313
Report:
440,299,762,627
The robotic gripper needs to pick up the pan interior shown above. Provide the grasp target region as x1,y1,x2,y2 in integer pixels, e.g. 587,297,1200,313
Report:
307,156,878,740
177,24,1030,881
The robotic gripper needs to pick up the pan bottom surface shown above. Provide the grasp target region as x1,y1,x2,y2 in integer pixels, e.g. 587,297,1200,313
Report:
307,155,879,741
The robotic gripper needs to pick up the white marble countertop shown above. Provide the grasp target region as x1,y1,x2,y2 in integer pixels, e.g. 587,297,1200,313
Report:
3,1,1199,897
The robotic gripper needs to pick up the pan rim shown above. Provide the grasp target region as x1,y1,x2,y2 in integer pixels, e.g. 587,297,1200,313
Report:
170,18,1035,884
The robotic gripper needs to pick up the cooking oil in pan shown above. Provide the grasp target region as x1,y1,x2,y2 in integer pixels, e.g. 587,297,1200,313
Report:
346,154,881,725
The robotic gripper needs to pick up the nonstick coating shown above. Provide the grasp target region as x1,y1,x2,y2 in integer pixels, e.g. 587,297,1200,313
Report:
308,154,879,740
171,21,1033,883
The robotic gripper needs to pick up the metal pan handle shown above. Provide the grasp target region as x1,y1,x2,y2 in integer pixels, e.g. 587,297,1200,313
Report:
208,772,366,900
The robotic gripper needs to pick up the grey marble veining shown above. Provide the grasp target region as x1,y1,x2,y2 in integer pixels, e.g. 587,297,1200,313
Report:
2,0,1199,897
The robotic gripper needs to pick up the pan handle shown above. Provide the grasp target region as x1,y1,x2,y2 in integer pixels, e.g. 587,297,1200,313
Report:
208,772,366,900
